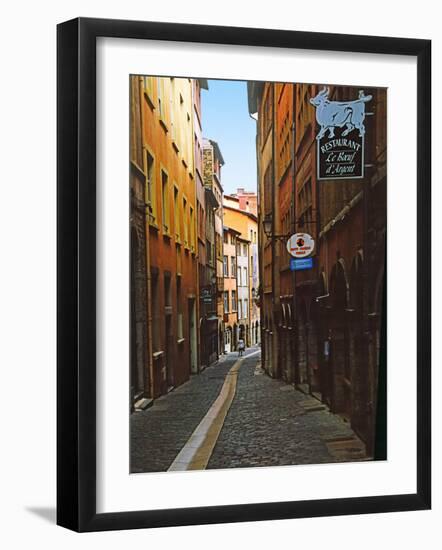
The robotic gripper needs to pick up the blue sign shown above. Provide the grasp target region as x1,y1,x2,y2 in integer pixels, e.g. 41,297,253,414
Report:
290,257,314,271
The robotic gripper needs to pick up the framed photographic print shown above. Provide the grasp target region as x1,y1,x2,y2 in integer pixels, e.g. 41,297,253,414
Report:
57,17,431,532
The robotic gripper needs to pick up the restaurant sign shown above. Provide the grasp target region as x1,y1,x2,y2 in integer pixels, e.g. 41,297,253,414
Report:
286,233,315,258
310,87,372,180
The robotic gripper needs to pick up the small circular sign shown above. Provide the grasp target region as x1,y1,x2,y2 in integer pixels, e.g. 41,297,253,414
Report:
286,233,315,258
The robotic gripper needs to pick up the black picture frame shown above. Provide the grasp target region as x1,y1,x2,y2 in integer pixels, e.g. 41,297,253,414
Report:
57,17,431,532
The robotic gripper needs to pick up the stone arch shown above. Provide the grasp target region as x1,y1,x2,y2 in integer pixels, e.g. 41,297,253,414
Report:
296,299,308,387
328,258,352,416
346,249,366,429
330,257,350,312
281,303,287,328
286,303,292,328
307,295,320,394
280,302,293,383
319,269,328,295
349,249,364,313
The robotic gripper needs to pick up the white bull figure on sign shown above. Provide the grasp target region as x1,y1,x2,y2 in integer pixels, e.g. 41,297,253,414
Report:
310,87,372,140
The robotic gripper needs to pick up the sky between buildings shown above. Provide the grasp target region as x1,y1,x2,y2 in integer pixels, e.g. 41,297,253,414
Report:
201,79,257,196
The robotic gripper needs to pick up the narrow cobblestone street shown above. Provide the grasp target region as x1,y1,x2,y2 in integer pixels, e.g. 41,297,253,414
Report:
131,347,366,473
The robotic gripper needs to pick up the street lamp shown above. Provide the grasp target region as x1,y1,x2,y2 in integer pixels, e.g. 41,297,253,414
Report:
262,213,292,242
262,212,319,242
262,214,273,238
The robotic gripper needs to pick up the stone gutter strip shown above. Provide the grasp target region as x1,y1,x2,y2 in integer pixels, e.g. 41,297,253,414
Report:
168,350,260,471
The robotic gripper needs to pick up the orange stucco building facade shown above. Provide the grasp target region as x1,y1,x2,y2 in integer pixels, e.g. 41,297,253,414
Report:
139,76,199,398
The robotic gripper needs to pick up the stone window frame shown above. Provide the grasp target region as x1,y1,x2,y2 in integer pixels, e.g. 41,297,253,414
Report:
160,165,170,236
144,145,158,227
173,184,181,243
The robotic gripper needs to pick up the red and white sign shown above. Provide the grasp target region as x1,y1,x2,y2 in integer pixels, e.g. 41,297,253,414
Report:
286,233,315,258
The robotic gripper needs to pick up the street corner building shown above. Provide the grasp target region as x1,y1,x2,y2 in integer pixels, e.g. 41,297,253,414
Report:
248,81,387,456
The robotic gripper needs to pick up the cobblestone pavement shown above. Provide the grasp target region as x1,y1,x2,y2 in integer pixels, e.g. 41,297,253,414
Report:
130,350,256,473
131,348,365,473
208,352,361,469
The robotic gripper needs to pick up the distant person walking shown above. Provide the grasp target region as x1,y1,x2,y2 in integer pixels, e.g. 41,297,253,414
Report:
238,338,245,357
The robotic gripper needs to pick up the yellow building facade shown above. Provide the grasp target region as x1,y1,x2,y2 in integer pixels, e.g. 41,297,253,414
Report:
223,200,260,347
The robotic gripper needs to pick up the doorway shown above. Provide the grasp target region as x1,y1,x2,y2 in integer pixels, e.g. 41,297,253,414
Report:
225,327,232,353
130,228,144,406
165,315,173,390
188,298,198,374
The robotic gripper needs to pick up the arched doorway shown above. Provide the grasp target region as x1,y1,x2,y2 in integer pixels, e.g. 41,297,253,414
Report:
372,262,385,382
284,304,293,383
225,326,232,353
218,323,224,356
238,324,246,350
348,251,365,433
308,298,320,395
263,316,272,374
329,258,350,416
296,300,308,388
316,270,330,403
280,304,288,382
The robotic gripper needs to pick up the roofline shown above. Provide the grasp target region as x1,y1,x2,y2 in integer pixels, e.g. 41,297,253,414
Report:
223,225,241,235
247,81,264,115
223,204,258,222
203,137,225,166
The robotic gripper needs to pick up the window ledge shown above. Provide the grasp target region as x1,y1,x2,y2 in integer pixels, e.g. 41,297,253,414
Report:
143,90,155,110
153,351,164,359
177,338,185,345
130,159,145,178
